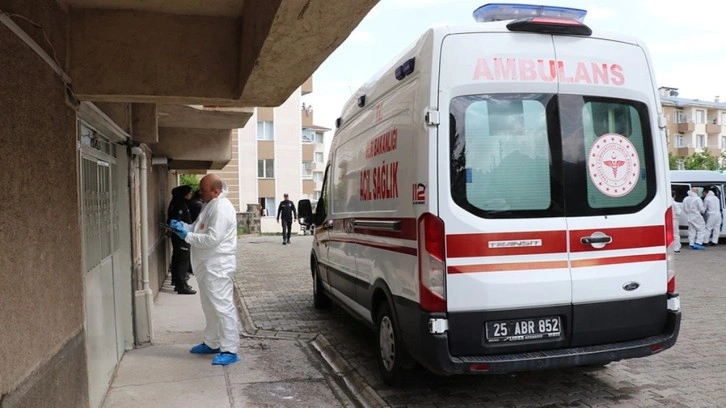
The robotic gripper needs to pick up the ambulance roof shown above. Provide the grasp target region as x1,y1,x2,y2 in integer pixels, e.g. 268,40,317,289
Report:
670,170,726,183
336,18,647,130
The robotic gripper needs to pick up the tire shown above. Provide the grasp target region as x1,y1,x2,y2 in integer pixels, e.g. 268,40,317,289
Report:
375,302,412,386
312,260,332,309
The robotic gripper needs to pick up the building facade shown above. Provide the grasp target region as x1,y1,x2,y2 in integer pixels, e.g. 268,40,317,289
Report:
216,77,329,233
660,87,726,168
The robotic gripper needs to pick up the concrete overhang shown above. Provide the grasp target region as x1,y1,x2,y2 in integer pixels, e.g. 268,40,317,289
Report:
152,127,233,171
63,0,379,107
157,105,253,129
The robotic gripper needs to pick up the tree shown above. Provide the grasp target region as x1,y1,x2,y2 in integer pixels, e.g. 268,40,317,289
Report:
684,148,719,170
179,174,200,191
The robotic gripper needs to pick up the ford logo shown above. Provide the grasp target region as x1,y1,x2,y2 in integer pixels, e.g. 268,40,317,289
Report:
622,282,640,291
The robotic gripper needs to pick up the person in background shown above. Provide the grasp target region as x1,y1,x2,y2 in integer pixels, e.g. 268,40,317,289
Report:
170,174,240,366
276,193,297,245
167,185,196,294
703,187,721,246
683,187,707,250
671,190,682,253
188,189,204,223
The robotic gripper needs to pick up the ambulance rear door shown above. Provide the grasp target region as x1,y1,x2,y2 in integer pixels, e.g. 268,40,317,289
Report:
553,35,669,347
438,30,572,356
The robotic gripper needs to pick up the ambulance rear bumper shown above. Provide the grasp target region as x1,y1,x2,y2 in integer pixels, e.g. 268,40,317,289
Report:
413,309,680,375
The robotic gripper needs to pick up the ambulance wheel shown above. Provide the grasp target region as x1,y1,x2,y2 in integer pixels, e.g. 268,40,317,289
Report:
312,260,332,309
376,302,411,386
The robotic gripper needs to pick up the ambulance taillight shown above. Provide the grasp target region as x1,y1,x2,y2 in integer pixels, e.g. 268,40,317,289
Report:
418,213,447,312
665,206,676,293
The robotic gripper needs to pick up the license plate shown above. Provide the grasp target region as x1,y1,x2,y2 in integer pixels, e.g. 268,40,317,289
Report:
485,316,561,343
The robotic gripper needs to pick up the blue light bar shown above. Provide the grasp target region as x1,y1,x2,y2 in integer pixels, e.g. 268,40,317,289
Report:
473,3,587,23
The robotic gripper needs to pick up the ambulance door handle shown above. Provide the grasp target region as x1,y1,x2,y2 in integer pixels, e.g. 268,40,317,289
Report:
581,232,612,248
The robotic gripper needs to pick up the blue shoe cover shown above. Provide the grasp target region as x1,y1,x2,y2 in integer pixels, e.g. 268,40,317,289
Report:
190,343,220,354
212,352,240,366
690,244,706,250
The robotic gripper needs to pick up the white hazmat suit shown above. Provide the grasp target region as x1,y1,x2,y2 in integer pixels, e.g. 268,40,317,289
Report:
704,190,721,245
183,186,239,354
670,196,682,252
682,190,706,247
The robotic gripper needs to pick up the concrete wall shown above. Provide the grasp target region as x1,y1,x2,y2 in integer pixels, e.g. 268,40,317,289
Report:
0,1,89,406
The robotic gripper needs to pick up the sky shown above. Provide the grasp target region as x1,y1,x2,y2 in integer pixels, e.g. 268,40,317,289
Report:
304,0,726,147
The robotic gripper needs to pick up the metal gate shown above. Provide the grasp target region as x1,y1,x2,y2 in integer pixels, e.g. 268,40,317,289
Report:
79,122,121,408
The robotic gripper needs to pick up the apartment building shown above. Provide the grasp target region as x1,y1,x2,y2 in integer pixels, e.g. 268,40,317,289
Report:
216,77,329,233
660,87,726,168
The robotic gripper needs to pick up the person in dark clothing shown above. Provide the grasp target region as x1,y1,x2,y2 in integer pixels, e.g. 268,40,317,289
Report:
276,193,297,245
188,190,204,222
167,185,196,294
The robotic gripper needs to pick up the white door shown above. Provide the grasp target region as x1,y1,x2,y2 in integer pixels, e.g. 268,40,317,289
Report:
79,123,121,408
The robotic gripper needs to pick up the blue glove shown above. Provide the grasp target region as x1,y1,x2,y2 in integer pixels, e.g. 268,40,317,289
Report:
169,220,189,239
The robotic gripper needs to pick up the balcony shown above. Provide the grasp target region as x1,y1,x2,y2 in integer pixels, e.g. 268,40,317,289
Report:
676,146,695,156
677,122,695,133
706,123,722,134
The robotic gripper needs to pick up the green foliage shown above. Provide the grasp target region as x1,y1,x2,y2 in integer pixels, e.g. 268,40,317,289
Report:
684,148,720,170
179,174,200,191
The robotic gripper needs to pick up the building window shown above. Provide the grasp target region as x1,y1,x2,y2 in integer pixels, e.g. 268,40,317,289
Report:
257,121,274,140
674,110,686,123
302,161,313,179
314,152,324,163
313,191,321,201
315,132,324,144
302,128,315,143
313,171,323,182
696,110,705,124
721,112,726,125
258,159,274,178
696,134,705,148
259,197,276,217
722,136,726,149
675,134,683,147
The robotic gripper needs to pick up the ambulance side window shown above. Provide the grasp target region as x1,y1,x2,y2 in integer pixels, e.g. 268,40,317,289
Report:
671,184,690,203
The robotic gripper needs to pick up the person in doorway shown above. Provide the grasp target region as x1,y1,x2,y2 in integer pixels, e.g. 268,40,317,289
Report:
276,193,297,245
170,174,240,366
671,190,682,253
683,187,707,250
703,187,721,246
188,189,204,223
167,185,196,294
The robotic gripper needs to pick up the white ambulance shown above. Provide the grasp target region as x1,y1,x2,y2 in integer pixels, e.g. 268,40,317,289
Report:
310,3,680,384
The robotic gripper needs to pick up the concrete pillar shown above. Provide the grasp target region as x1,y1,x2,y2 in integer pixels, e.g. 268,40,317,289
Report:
132,103,158,144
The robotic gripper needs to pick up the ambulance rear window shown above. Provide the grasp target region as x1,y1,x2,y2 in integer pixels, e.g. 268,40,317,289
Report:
449,94,656,218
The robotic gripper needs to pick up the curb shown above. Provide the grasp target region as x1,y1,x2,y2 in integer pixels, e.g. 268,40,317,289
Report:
233,282,389,408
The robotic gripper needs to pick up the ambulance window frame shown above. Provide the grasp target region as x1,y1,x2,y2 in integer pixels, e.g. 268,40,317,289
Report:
448,93,564,219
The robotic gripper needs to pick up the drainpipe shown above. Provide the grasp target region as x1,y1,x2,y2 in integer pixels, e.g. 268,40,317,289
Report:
131,146,154,343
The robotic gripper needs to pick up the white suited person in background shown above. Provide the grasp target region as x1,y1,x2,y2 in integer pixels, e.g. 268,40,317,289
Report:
170,173,240,366
703,187,722,246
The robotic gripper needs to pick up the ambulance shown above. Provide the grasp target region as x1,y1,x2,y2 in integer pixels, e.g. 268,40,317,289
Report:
670,169,726,239
310,3,680,384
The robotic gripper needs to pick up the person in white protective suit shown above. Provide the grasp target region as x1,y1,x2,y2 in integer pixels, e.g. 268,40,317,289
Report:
670,190,682,253
682,187,707,250
703,187,721,246
170,173,240,366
